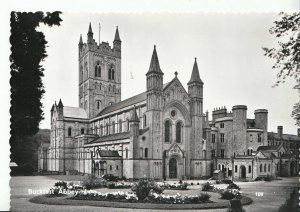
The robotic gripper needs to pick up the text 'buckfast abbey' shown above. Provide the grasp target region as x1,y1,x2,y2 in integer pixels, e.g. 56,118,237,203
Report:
38,23,299,180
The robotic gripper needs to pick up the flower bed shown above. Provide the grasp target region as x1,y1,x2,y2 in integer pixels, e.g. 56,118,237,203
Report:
70,190,211,204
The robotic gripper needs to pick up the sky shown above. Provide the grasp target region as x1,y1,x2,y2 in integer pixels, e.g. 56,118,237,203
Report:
38,12,299,134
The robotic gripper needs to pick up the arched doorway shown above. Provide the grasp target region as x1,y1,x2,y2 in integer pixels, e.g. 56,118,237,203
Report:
169,158,177,178
240,165,246,179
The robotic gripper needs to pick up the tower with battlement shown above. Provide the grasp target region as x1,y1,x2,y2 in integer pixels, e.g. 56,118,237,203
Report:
78,23,122,118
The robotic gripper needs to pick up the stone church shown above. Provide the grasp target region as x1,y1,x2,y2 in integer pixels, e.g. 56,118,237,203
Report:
38,23,299,180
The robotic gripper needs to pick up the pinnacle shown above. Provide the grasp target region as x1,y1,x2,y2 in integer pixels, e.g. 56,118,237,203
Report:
114,26,121,42
88,22,93,34
130,105,139,122
146,45,163,75
188,57,203,84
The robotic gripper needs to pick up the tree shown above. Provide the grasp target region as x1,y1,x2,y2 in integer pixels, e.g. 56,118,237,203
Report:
10,12,62,166
263,12,300,125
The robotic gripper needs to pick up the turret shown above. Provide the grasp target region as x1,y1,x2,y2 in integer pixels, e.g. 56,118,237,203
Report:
146,45,164,110
113,26,121,56
57,98,64,120
87,22,93,44
188,58,203,116
129,106,140,159
79,34,83,52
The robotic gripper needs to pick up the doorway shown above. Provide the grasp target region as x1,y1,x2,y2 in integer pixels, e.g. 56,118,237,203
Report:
169,158,177,178
240,165,246,179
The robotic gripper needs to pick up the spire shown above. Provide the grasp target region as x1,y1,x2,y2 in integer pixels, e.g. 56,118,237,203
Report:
188,57,203,84
114,26,121,42
79,34,83,44
88,22,93,35
50,104,54,112
130,105,139,122
146,45,163,75
58,98,63,107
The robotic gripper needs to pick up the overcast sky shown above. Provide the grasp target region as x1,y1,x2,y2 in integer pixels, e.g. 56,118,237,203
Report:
39,12,298,134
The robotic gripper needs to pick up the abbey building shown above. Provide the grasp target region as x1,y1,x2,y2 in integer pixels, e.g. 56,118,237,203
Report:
38,23,299,180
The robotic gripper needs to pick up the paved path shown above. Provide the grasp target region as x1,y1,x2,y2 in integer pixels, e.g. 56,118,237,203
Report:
10,176,298,212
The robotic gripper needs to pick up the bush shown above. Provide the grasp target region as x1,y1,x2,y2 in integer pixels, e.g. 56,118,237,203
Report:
202,182,214,191
227,183,240,190
54,181,67,190
220,189,241,200
199,193,211,202
278,189,299,212
131,179,162,200
82,176,105,189
216,179,233,184
227,198,245,212
255,175,274,182
107,182,115,189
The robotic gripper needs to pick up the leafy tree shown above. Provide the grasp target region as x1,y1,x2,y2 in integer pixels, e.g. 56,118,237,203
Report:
263,12,300,125
10,12,62,167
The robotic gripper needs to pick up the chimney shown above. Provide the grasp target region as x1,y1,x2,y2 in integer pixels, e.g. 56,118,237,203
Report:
277,126,283,138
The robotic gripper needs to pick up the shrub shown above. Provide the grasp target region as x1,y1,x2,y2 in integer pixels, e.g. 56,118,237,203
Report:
220,189,241,200
54,181,68,190
107,182,115,189
82,176,105,189
254,176,274,182
197,182,200,185
202,182,214,191
278,189,299,212
216,179,233,184
227,183,240,190
131,179,162,200
199,193,211,202
227,198,245,212
191,182,194,185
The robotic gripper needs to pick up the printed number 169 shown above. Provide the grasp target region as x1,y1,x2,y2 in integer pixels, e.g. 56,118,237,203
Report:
255,192,263,197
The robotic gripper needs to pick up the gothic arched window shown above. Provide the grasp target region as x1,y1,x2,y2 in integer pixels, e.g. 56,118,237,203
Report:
96,100,101,110
108,65,115,80
95,63,101,77
112,121,115,134
164,120,171,143
106,123,109,135
260,164,263,172
119,119,122,133
68,127,72,137
176,121,182,143
143,114,147,128
264,164,267,172
125,148,128,159
80,66,83,82
100,125,103,136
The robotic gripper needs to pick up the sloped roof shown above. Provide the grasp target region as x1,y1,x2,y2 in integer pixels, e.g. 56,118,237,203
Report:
63,106,88,119
261,152,277,159
268,132,300,141
87,128,149,145
97,150,120,157
257,145,281,152
96,83,170,117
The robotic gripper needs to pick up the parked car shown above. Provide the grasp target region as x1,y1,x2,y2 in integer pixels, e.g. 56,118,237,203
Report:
102,174,119,181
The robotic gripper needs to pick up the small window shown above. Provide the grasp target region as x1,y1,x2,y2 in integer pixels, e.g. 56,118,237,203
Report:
125,148,128,159
112,121,115,134
144,148,148,158
212,134,215,143
211,149,215,158
268,164,270,172
260,164,263,172
165,120,171,143
220,149,225,158
258,133,262,143
176,122,182,143
220,133,225,143
68,127,72,137
250,134,253,142
264,164,267,172
235,165,237,173
248,165,252,173
143,114,147,128
81,128,85,135
116,165,119,170
110,165,112,171
127,119,130,132
119,120,122,133
220,123,224,128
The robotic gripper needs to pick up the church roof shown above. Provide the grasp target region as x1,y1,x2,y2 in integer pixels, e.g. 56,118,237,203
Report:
257,145,281,152
268,132,300,141
87,128,149,144
188,58,203,84
146,45,163,75
97,150,120,157
96,82,170,117
63,106,88,119
114,26,121,42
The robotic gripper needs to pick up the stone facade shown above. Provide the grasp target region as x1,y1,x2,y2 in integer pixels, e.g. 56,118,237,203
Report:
38,23,300,180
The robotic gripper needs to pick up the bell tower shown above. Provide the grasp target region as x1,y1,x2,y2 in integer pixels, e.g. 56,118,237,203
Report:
78,23,122,118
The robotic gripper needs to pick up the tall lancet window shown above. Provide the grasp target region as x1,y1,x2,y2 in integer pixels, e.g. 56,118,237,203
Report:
95,62,101,77
108,65,115,80
164,120,171,143
176,121,182,143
